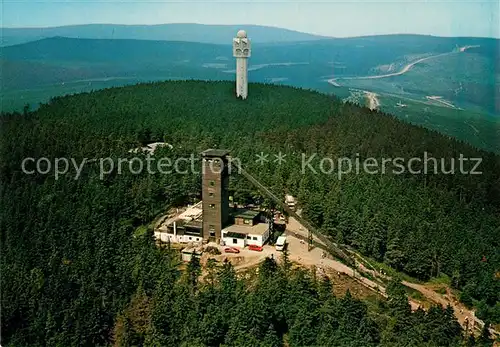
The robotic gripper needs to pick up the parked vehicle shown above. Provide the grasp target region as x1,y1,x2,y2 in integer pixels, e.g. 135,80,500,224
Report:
275,236,287,251
224,247,240,253
248,244,263,252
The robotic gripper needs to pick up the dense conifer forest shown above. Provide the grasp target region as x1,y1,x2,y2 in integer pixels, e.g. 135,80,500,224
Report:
1,81,499,346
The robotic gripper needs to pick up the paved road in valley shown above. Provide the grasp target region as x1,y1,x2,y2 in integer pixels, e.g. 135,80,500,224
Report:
327,45,478,86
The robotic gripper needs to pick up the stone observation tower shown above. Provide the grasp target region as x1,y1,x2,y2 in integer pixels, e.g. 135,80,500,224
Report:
233,29,251,99
201,149,230,243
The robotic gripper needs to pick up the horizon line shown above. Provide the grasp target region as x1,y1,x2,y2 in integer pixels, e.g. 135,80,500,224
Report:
2,22,499,40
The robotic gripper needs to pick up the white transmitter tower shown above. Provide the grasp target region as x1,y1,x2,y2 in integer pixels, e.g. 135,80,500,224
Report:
233,30,251,99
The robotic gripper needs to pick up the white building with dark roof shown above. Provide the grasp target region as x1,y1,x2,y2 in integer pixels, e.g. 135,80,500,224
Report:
222,222,270,248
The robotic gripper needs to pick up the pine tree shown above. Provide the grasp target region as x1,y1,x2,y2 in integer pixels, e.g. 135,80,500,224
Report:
260,256,278,279
318,275,333,301
288,306,319,347
478,321,493,346
261,323,281,347
186,254,201,292
281,247,291,275
465,333,476,347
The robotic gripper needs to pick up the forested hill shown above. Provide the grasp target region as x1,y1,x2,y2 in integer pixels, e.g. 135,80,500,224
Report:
1,81,499,346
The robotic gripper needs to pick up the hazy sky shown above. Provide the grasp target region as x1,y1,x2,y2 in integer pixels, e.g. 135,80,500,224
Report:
2,0,499,38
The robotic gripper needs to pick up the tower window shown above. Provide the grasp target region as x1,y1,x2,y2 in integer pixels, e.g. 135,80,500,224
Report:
209,192,214,198
209,204,215,209
209,180,215,187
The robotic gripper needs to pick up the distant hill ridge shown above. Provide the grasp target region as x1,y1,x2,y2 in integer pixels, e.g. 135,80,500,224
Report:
0,23,330,46
3,23,499,48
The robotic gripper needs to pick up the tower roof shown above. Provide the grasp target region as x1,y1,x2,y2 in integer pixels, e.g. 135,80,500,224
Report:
202,149,230,158
236,29,247,38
